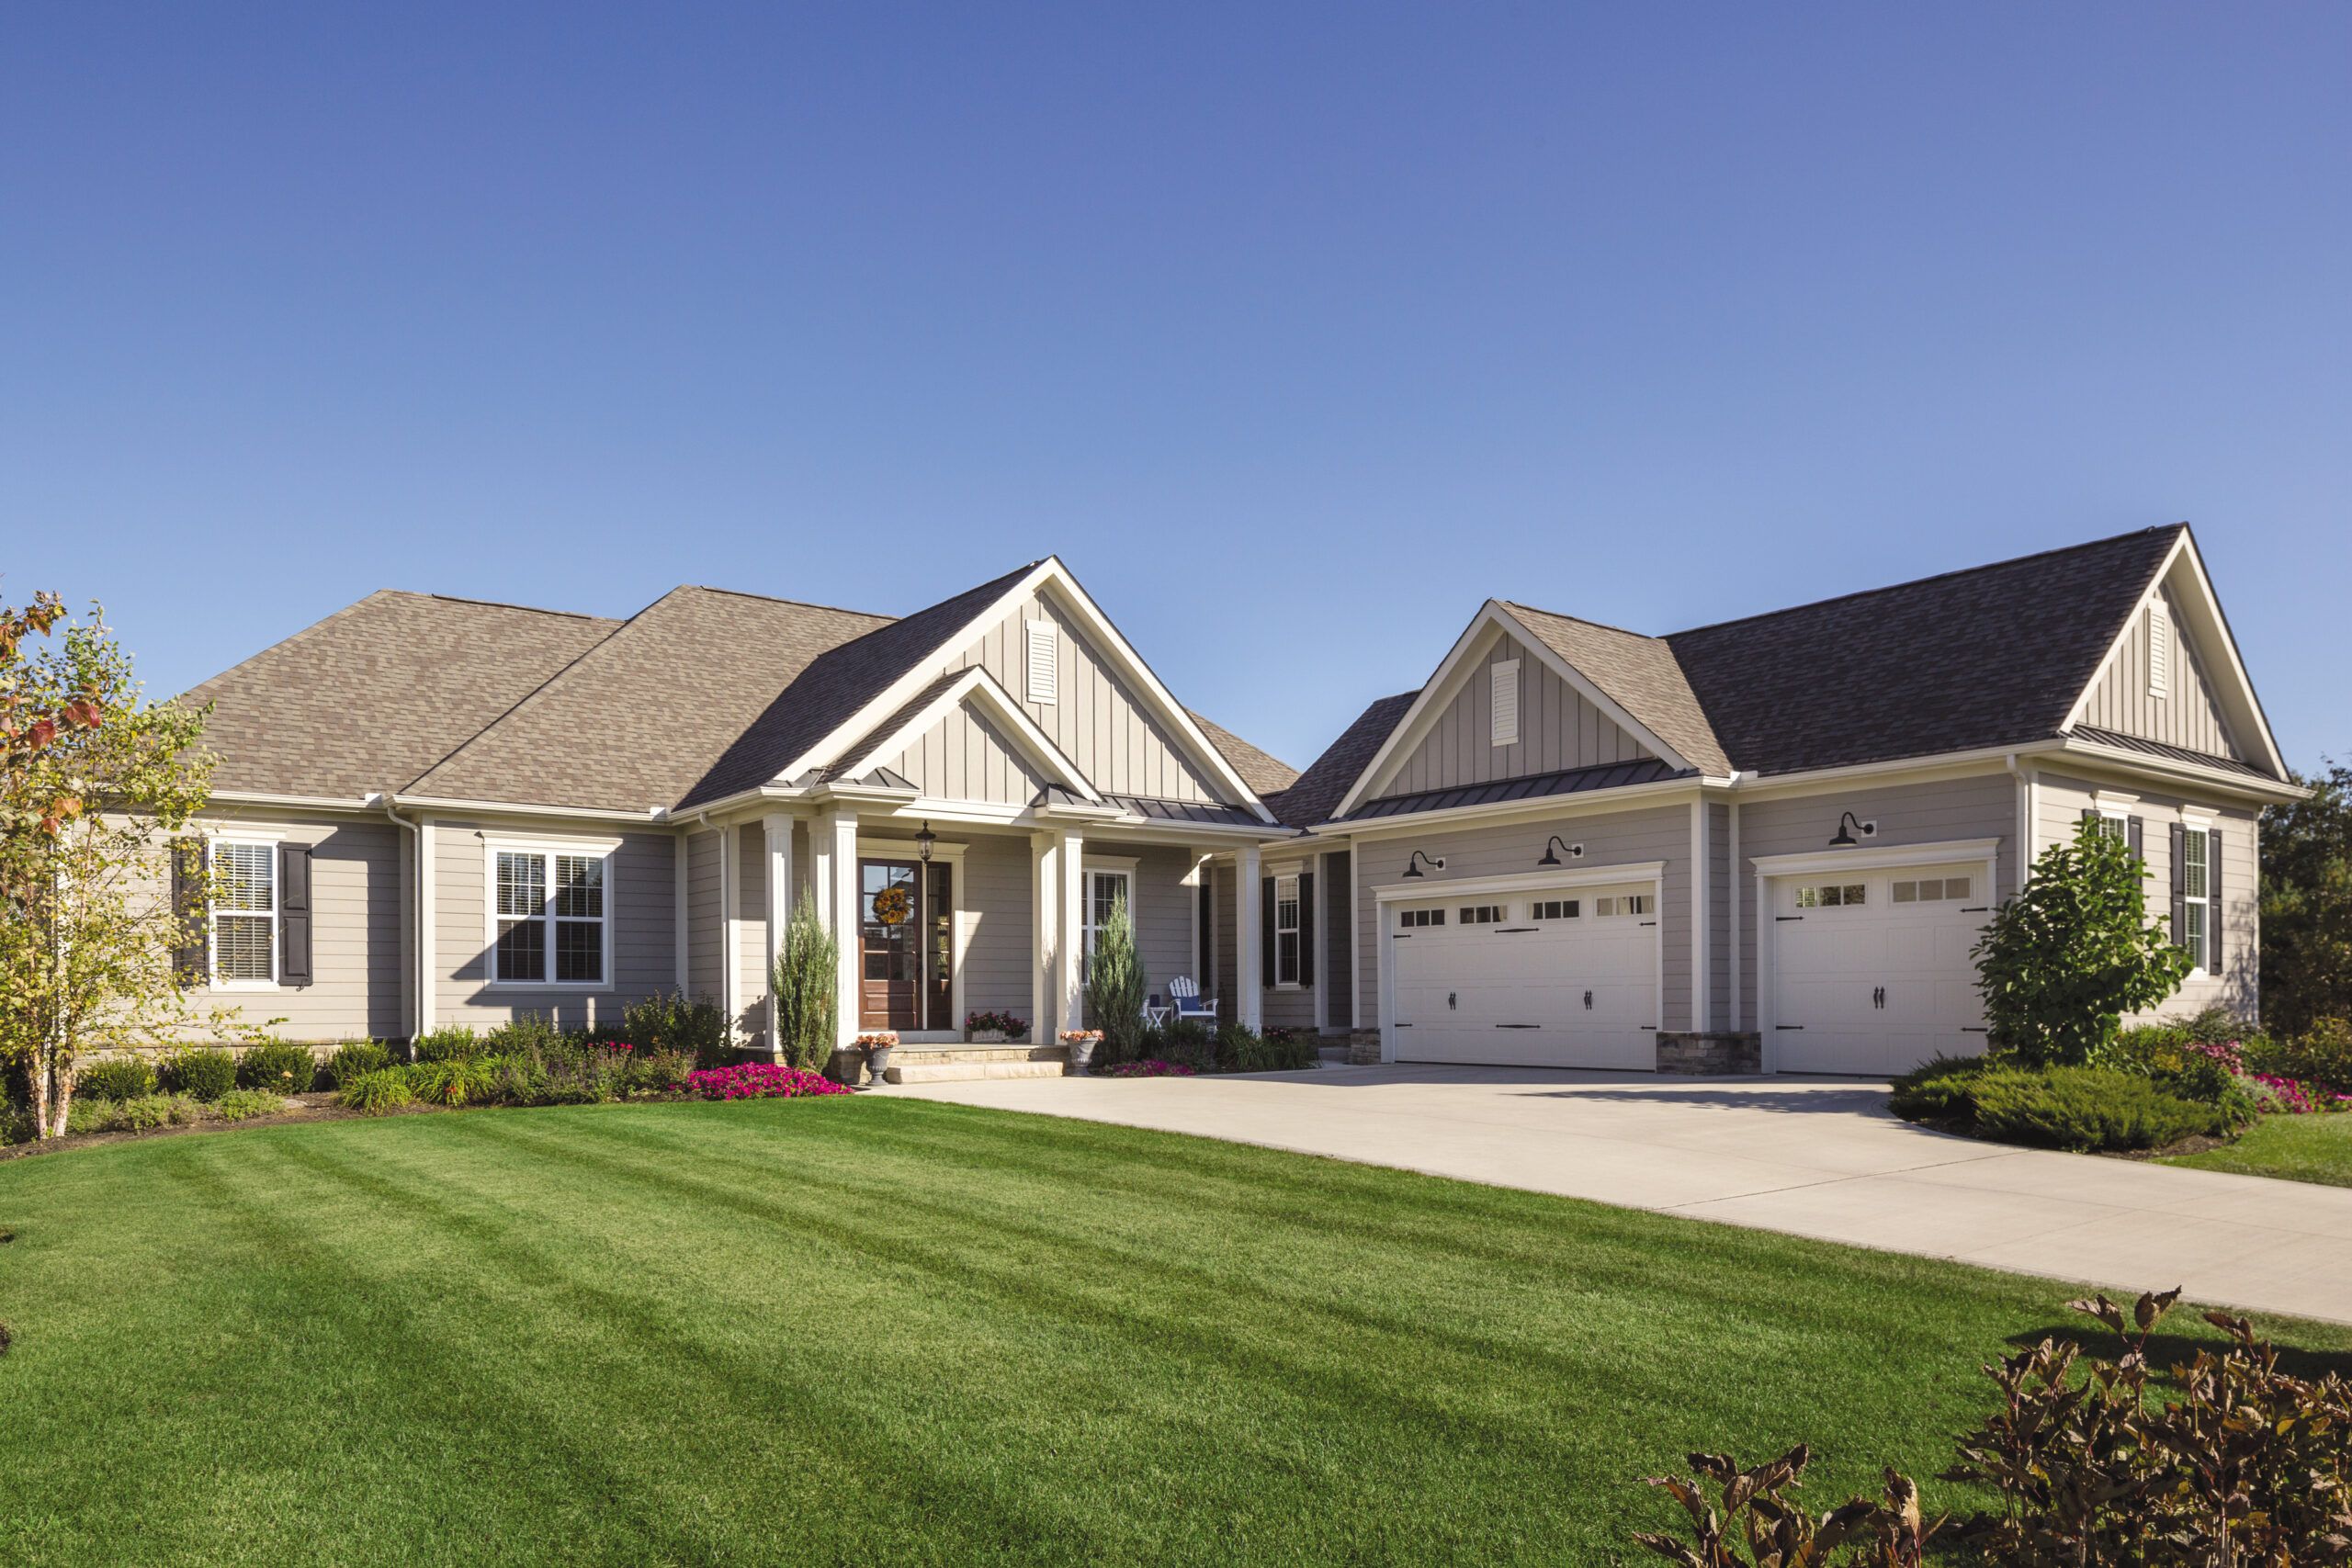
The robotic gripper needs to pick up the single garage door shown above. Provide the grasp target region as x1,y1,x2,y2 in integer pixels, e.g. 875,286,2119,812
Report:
1769,865,1990,1075
1390,882,1657,1067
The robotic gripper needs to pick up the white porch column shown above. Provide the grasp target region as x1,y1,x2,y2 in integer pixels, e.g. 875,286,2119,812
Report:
1031,832,1057,1037
1057,827,1086,1033
762,813,795,1060
1236,841,1263,1029
719,822,741,1044
827,808,861,1048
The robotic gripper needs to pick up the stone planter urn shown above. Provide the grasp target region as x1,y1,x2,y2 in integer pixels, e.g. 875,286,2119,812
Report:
1059,1030,1102,1075
968,1029,1007,1045
855,1032,899,1087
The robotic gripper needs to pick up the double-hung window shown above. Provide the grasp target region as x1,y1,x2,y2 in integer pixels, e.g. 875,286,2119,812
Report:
1081,868,1131,983
492,844,611,986
209,840,277,986
2180,830,2210,973
1273,874,1302,987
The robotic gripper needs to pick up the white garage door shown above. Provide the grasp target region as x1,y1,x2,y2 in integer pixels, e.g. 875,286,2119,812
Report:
1769,865,1990,1076
1390,882,1657,1068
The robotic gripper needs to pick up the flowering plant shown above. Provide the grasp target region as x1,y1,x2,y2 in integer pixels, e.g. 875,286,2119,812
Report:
964,1010,1027,1036
680,1064,850,1101
853,1031,899,1048
1057,1029,1103,1044
2251,1073,2352,1114
1101,1059,1196,1077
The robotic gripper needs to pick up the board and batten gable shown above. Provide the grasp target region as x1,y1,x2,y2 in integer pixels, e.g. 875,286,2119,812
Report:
2031,772,2259,1021
1731,771,2018,1031
886,704,1050,807
2078,582,2242,760
944,586,1230,805
1373,629,1655,800
1352,800,1692,1032
174,809,409,1043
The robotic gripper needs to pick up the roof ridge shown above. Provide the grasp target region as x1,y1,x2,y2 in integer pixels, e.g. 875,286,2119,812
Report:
1498,601,1663,642
679,583,898,621
400,596,647,792
423,591,612,622
1665,523,2189,640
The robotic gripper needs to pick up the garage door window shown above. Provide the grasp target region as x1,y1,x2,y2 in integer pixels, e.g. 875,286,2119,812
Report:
1398,908,1444,930
1796,884,1866,908
1458,904,1504,925
1892,876,1971,904
1595,893,1653,917
1532,898,1580,920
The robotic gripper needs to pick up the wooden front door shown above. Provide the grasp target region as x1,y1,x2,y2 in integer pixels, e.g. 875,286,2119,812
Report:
859,860,922,1030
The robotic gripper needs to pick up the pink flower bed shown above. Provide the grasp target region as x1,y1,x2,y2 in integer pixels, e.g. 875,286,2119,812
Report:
1100,1059,1198,1078
682,1064,850,1101
2253,1073,2352,1115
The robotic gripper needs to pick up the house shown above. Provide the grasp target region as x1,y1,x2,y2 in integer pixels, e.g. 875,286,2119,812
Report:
177,525,2299,1078
1260,523,2300,1074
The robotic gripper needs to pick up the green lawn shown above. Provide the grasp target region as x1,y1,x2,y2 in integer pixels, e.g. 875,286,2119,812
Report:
4,1100,2349,1565
2163,1112,2352,1187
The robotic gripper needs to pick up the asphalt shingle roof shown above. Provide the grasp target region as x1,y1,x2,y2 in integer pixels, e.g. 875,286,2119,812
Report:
1186,713,1297,798
1266,691,1419,828
1499,604,1734,775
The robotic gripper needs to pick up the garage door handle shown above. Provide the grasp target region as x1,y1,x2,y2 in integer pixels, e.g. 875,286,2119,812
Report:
1775,915,1804,922
1961,1027,1988,1034
1494,1023,1539,1030
1961,907,1989,913
1638,920,1657,927
1495,927,1537,934
1774,1024,1804,1031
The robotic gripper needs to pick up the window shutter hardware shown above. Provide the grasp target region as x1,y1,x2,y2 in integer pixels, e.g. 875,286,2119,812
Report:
1582,990,1593,1010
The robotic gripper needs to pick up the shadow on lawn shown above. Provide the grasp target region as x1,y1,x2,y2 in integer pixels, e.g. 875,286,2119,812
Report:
2005,1324,2352,1380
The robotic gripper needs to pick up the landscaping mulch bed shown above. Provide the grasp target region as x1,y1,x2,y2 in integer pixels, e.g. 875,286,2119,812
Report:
0,1092,427,1161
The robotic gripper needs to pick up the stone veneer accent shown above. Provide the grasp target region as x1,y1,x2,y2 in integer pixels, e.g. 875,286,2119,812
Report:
1655,1032,1762,1075
1346,1030,1383,1066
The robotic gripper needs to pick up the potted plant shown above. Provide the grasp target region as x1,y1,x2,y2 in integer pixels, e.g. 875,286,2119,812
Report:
854,1032,899,1086
965,1010,1027,1044
1059,1029,1103,1074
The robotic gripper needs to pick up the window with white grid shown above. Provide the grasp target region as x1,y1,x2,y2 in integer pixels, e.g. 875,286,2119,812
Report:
209,840,277,985
492,845,609,986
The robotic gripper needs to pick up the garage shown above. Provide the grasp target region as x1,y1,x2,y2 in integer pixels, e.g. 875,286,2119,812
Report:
1387,880,1657,1067
1766,861,1993,1076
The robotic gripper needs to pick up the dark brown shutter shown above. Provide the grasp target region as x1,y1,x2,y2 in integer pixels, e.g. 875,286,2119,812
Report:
1196,880,1213,994
170,838,207,983
1297,872,1315,988
2207,827,2222,971
2169,822,2188,949
2128,816,2144,868
278,841,313,987
1261,877,1275,987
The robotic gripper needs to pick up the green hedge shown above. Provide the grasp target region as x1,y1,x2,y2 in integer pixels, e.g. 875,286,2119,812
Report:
1890,1056,2237,1152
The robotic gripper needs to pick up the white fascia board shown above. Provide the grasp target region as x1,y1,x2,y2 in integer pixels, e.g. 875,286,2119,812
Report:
1322,774,1706,841
834,665,1104,804
390,794,668,824
1721,745,2054,801
205,790,384,815
1373,860,1668,902
1748,837,2003,879
1330,603,1697,821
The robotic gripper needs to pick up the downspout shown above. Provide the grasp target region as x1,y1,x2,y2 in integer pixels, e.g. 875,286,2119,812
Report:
378,793,424,1045
2003,752,2031,897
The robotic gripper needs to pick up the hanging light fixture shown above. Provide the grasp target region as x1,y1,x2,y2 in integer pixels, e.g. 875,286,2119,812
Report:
1536,835,1583,867
1402,849,1445,879
1828,811,1873,849
914,821,936,863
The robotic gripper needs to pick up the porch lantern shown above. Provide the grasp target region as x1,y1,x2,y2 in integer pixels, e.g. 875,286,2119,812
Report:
1827,811,1874,849
1535,836,1583,867
914,821,936,863
1402,849,1445,879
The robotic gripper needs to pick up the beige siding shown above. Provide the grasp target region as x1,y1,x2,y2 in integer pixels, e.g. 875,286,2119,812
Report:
1734,771,2018,1028
431,818,675,1034
950,587,1228,804
958,831,1035,1021
1378,631,1652,799
1255,855,1320,1032
1214,863,1238,1021
685,829,723,1003
2079,586,2240,759
889,703,1048,806
1706,801,1732,1033
2033,772,2259,1022
1353,800,1692,1032
179,809,407,1043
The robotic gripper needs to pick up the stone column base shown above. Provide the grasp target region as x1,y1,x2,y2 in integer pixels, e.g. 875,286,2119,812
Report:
1347,1030,1383,1066
1656,1032,1762,1075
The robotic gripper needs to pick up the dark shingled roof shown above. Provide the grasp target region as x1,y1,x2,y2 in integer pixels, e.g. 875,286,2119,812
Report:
1187,713,1297,798
1662,525,2185,776
1498,604,1733,775
1266,691,1419,828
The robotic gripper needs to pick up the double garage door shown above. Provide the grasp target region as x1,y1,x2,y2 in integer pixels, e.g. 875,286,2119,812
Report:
1768,863,1990,1076
1390,882,1657,1068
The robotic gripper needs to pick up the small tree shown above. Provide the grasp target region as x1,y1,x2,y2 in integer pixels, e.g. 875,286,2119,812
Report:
1973,818,2191,1066
2260,761,2352,1036
771,887,838,1072
0,604,211,1138
1084,892,1145,1064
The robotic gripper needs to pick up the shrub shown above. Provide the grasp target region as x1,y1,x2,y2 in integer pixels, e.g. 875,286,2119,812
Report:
69,1094,203,1134
1973,818,2192,1066
680,1064,849,1101
238,1040,318,1094
1083,893,1147,1066
411,1026,482,1063
324,1041,392,1089
158,1046,237,1102
772,889,837,1074
2261,1016,2352,1097
1634,1448,1932,1566
2249,1073,2352,1114
1890,1057,2234,1151
411,1055,501,1108
212,1089,288,1122
483,1013,569,1058
1099,1059,1199,1078
964,1010,1029,1039
621,991,730,1069
1215,1024,1318,1075
625,1048,694,1096
77,1056,158,1102
337,1068,415,1114
1138,1019,1218,1071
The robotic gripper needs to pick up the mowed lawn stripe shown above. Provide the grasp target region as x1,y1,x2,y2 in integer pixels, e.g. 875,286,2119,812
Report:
6,1098,2351,1565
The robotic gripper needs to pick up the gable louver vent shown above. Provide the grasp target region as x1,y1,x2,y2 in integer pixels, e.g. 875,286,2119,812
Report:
2148,602,2171,699
1490,658,1521,747
1026,620,1057,705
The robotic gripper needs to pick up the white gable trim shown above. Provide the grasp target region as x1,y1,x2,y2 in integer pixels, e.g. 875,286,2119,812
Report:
1331,603,1697,820
831,665,1103,804
771,558,1275,823
2058,530,2288,781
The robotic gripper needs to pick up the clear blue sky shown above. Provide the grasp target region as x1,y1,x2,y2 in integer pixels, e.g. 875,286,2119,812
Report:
6,3,2346,775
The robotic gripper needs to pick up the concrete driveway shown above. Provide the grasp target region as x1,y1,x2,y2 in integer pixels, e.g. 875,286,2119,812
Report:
895,1064,2352,1325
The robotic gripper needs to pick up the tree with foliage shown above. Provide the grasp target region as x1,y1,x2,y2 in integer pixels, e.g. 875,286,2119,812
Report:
0,604,211,1138
1083,892,1146,1064
1973,818,2191,1067
2260,760,2352,1036
770,887,838,1073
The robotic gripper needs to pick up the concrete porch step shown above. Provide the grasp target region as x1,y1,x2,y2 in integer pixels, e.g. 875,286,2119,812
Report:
1317,1046,1351,1067
878,1042,1067,1066
886,1058,1069,1085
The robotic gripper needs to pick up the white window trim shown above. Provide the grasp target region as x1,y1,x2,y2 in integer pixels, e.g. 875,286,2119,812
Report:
482,836,621,991
1489,658,1521,748
1272,872,1304,989
2180,825,2211,978
1080,858,1136,982
207,834,281,991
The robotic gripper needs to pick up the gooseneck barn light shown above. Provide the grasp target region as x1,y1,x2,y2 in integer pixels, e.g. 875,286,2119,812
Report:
1535,836,1584,867
1828,811,1875,848
1401,849,1446,880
